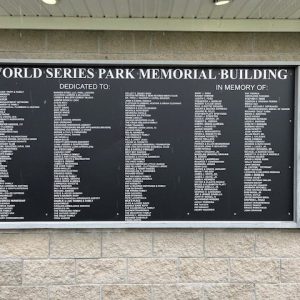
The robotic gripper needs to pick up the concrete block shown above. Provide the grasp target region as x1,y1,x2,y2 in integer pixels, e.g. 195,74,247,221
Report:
0,233,48,258
153,230,203,257
205,230,254,257
0,30,46,52
102,231,152,257
152,284,201,300
203,283,254,300
0,287,48,300
0,260,22,286
99,31,151,54
281,259,300,283
102,285,151,300
179,258,229,283
76,259,126,284
256,230,300,257
49,285,100,300
128,258,177,283
23,259,75,285
50,232,101,258
253,33,300,53
46,31,98,53
230,259,280,283
256,284,300,300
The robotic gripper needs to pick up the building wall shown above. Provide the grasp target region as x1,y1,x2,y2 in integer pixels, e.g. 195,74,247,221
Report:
0,30,299,300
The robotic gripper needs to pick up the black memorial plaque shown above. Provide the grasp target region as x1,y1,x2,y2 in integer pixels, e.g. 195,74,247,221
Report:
0,64,295,223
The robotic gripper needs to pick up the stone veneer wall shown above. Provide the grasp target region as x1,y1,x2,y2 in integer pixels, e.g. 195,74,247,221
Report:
0,30,299,300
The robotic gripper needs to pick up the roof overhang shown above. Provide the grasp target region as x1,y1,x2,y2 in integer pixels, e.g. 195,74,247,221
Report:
0,16,299,32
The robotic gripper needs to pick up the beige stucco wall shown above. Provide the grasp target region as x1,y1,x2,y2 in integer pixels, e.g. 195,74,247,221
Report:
0,30,299,300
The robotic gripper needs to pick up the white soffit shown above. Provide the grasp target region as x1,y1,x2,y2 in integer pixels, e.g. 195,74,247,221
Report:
0,0,299,32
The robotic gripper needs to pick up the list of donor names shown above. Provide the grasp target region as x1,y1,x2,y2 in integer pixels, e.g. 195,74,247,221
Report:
125,92,181,221
194,92,229,212
244,92,290,213
53,90,109,220
0,90,39,220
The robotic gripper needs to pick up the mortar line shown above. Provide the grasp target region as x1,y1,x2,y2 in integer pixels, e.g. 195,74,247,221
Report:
126,258,128,284
200,282,205,300
100,231,103,257
150,284,154,300
97,32,100,54
46,230,51,300
203,229,206,257
176,257,180,284
279,258,282,283
254,230,257,257
48,231,51,259
228,258,231,283
45,31,48,51
21,258,24,286
132,31,136,54
74,258,77,285
151,230,154,256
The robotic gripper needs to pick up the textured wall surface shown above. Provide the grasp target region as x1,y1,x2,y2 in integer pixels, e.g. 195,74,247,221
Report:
0,30,299,300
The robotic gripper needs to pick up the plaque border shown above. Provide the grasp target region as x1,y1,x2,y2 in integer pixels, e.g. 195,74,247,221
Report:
0,59,298,229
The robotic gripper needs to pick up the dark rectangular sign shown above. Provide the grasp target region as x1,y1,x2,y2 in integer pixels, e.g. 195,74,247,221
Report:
0,63,295,223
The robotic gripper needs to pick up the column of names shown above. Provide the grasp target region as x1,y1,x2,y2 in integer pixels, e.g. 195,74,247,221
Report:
194,92,229,212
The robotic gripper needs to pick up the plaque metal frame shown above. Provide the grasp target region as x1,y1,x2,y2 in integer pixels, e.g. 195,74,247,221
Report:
0,59,298,229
